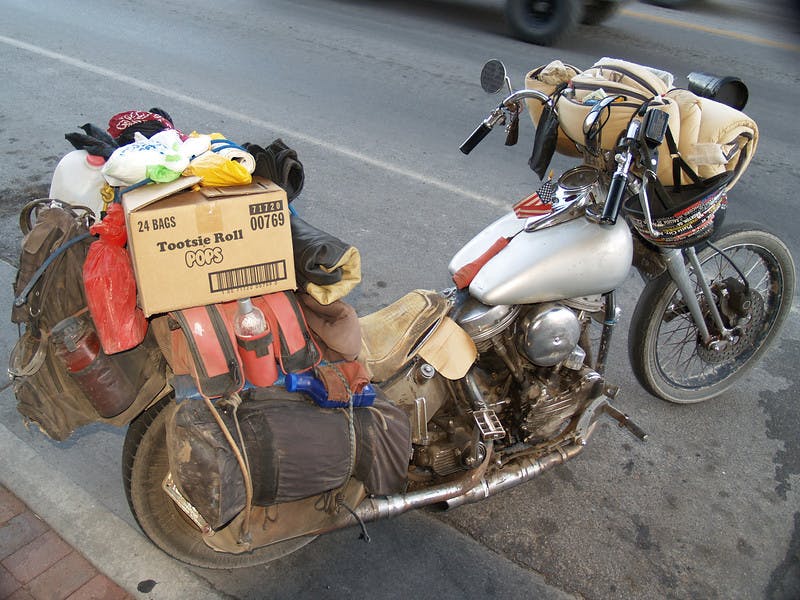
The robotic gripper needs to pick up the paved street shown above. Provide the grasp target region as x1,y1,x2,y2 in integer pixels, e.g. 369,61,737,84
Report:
1,1,798,598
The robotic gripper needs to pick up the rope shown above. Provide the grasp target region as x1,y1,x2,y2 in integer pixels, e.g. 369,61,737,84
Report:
204,394,253,545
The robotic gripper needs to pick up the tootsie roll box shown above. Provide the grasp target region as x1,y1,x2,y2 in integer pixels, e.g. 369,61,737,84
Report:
123,176,295,316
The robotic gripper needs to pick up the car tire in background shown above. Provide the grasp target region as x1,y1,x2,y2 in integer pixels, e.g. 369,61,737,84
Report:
505,0,585,45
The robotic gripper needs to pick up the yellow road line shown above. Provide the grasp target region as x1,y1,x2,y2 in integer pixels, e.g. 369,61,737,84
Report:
621,7,800,52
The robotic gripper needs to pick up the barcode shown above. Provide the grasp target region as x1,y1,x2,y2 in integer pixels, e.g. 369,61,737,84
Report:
208,260,288,292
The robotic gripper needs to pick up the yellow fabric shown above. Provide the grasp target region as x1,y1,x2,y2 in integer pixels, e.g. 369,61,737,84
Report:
304,245,362,305
525,61,583,157
183,152,252,187
417,317,477,380
525,58,758,190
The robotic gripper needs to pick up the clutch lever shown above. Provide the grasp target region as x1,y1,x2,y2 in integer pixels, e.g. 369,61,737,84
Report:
504,109,520,146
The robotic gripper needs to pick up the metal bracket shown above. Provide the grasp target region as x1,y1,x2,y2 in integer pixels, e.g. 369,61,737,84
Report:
411,397,430,445
162,472,213,535
574,396,648,446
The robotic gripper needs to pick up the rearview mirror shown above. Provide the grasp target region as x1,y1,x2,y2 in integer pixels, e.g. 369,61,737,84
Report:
480,60,508,94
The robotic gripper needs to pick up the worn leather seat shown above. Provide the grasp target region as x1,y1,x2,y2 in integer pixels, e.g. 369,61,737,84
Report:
358,290,449,382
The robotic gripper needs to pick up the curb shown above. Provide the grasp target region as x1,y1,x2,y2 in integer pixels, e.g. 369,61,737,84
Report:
0,258,227,598
0,421,225,599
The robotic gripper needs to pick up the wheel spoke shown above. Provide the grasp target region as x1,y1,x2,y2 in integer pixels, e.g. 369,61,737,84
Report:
652,241,784,390
631,225,794,403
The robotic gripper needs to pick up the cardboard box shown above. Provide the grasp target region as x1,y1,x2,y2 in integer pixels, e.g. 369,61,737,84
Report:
123,176,295,316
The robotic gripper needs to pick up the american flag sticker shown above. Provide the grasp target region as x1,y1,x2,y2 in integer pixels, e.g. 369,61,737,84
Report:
513,178,557,218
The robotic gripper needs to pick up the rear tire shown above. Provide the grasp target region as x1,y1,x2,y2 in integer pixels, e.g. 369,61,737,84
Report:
582,0,624,25
122,397,315,568
505,0,584,46
629,222,795,403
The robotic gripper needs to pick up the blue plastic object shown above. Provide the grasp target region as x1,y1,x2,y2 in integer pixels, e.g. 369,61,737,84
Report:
285,372,375,408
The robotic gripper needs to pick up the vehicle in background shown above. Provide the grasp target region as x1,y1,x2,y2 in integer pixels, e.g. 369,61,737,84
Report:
504,0,694,46
504,0,627,45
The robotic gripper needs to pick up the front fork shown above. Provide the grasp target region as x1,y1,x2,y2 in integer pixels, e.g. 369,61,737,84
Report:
661,247,734,345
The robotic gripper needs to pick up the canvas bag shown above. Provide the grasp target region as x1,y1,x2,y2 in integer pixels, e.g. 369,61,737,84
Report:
170,303,246,399
526,58,758,190
526,58,682,183
165,388,412,530
9,200,165,440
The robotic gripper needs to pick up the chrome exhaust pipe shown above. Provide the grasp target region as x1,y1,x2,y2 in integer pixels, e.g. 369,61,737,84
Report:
444,443,583,509
353,442,585,522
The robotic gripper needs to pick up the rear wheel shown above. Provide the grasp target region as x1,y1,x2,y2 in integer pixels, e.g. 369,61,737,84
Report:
582,0,624,25
504,0,584,46
629,222,796,403
122,397,315,568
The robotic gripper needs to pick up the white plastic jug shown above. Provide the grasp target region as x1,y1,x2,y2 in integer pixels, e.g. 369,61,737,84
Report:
49,150,107,217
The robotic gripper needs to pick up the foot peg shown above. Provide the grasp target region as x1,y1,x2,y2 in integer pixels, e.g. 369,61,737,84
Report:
473,408,506,440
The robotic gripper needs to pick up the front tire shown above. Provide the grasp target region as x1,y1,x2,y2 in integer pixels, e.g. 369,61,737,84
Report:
504,0,584,46
122,397,315,568
629,222,796,403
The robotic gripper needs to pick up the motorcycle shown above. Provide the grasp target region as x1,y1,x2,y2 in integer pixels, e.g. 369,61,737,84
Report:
22,59,793,570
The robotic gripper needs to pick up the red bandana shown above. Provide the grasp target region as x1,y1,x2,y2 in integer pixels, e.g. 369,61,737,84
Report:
107,110,174,137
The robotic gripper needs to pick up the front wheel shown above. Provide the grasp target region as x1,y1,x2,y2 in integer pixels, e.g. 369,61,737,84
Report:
122,397,315,568
504,0,584,46
629,222,796,403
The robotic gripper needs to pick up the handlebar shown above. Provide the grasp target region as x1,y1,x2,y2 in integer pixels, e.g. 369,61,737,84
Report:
462,81,661,228
600,172,629,224
460,89,553,155
600,120,640,225
460,122,493,155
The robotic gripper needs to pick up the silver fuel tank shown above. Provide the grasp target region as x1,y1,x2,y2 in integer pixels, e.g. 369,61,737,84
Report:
448,211,633,306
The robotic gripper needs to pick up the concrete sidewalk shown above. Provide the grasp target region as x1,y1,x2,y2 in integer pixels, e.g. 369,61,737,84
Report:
0,258,226,600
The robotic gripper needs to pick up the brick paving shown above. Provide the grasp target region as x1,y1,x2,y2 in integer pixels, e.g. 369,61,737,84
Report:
0,485,131,600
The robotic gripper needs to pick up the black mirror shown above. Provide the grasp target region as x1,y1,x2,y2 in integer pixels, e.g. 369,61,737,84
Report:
582,95,624,154
480,60,507,94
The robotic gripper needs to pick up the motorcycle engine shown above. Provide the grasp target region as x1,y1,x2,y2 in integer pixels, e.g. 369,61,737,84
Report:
452,296,595,443
383,295,602,481
452,297,581,365
516,304,581,367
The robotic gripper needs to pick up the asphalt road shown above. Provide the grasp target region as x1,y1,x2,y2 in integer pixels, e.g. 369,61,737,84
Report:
1,1,799,598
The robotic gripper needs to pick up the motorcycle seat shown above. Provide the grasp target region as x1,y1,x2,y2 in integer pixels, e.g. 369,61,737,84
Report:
358,289,450,382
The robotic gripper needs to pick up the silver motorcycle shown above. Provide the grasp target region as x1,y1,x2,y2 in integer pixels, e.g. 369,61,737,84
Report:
123,60,795,567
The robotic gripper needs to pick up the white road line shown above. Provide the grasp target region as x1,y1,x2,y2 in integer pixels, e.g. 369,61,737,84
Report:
1,34,508,209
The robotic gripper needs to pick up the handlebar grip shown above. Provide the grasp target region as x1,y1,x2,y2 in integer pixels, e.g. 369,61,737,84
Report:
600,172,628,225
460,123,492,155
